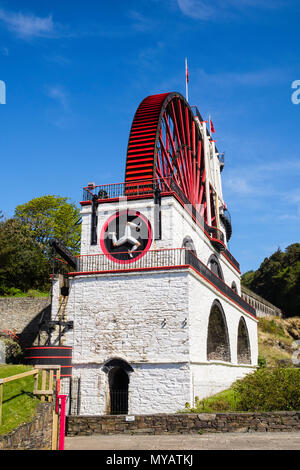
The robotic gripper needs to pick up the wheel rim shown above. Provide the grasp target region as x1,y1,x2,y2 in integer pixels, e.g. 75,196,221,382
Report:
125,92,211,224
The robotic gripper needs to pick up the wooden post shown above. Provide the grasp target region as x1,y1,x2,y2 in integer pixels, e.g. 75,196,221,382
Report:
33,369,39,395
49,370,54,403
52,410,59,450
0,381,3,426
41,369,47,402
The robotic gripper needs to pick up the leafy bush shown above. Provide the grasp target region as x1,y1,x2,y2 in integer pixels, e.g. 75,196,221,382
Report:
183,389,237,413
0,337,23,363
0,286,24,297
233,367,300,411
258,318,286,338
257,354,267,368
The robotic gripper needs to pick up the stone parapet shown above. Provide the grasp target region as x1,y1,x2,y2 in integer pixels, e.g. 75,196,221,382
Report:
66,411,300,435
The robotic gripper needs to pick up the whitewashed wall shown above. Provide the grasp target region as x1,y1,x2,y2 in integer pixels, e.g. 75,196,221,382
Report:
50,196,258,415
52,268,257,414
188,271,258,401
60,270,191,414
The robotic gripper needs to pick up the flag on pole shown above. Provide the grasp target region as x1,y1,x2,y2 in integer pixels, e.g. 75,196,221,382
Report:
185,58,189,102
209,115,215,134
185,58,189,83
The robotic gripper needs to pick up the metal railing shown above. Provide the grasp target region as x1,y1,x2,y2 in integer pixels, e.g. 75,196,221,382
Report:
82,176,239,271
76,247,186,272
83,179,164,202
110,390,128,415
73,248,255,317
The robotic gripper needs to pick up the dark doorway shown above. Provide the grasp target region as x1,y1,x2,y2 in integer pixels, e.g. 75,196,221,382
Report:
108,367,129,415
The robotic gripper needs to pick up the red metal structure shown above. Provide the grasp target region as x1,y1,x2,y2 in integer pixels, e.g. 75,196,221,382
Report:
125,92,216,227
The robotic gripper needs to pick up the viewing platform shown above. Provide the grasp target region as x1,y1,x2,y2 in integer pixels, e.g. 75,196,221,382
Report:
80,177,239,272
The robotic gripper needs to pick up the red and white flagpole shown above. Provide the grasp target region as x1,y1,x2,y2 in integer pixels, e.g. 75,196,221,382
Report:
185,57,189,102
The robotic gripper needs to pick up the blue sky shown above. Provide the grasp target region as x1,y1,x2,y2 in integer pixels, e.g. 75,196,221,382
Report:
0,0,299,273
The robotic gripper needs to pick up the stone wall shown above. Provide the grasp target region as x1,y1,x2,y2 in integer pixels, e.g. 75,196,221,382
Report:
0,297,51,348
66,412,300,436
0,402,54,450
241,286,282,318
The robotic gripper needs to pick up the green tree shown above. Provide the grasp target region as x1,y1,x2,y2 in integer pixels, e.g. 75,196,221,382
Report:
241,270,255,289
241,244,300,317
14,195,81,255
0,218,50,294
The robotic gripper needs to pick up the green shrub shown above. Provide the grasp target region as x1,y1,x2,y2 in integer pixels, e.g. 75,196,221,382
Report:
258,354,267,368
1,337,23,363
233,367,300,411
258,318,286,338
0,286,24,297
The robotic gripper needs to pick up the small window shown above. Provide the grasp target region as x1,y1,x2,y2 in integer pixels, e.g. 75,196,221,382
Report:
231,281,237,293
208,254,224,280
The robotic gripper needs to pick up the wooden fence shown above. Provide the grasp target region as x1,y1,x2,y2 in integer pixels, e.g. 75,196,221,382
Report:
0,365,62,450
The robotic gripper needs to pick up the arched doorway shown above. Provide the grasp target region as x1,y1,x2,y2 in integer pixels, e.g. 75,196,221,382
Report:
103,358,133,415
237,317,251,364
108,367,129,415
207,300,231,362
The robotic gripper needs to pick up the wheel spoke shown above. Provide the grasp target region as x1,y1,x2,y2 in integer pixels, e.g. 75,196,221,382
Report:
125,92,214,226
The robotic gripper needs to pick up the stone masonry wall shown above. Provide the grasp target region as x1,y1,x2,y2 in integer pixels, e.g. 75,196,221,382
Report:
0,297,51,348
66,412,300,436
0,402,54,450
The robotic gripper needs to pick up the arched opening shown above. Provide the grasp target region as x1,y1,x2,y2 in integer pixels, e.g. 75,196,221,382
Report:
237,317,251,364
207,254,224,280
108,367,129,415
182,236,197,256
103,358,133,415
231,281,238,293
207,300,231,362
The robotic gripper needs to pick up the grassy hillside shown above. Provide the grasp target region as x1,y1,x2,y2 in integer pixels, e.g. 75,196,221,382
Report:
258,316,300,367
0,365,39,435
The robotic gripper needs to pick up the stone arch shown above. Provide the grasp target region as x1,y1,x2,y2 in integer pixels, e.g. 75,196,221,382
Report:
102,357,134,374
237,317,251,364
207,300,231,362
182,236,197,255
102,358,133,415
207,254,224,280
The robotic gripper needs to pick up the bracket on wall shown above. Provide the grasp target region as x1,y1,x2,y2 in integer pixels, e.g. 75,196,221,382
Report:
91,194,99,245
38,319,74,346
154,184,162,240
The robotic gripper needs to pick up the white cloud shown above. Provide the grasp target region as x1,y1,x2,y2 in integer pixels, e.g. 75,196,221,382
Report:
45,85,69,110
0,8,54,39
177,0,284,21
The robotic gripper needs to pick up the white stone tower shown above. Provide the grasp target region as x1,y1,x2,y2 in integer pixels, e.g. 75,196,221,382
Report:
50,92,258,415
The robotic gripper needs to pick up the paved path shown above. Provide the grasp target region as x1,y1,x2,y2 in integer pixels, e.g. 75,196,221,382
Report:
65,432,300,450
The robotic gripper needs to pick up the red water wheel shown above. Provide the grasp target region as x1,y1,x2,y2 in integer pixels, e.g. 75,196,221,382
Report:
125,92,210,221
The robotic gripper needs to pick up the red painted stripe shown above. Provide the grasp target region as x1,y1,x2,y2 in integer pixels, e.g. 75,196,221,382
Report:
127,147,154,154
25,346,71,349
25,356,72,359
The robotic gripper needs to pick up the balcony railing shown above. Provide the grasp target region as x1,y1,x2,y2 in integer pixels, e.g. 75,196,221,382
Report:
82,177,239,271
72,248,255,317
